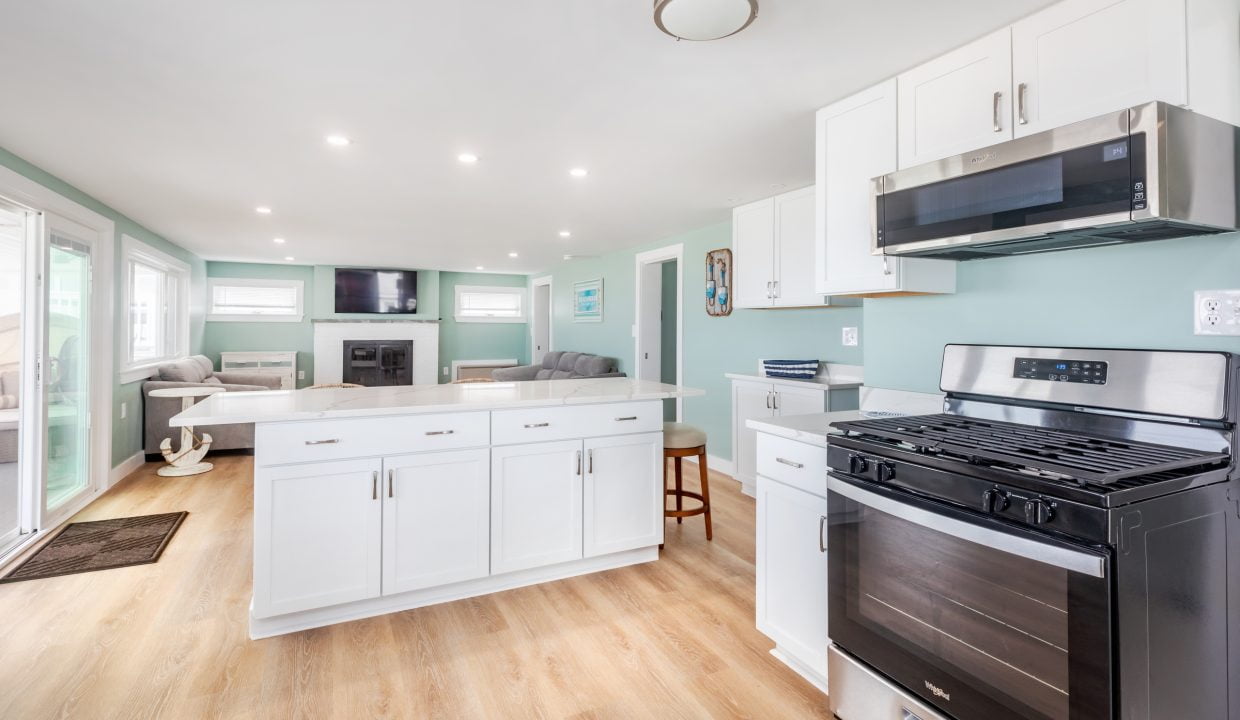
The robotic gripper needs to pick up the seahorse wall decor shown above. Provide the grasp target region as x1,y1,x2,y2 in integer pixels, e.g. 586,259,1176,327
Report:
705,248,732,317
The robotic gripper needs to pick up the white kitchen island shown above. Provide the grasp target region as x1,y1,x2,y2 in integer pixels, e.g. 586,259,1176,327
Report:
171,377,703,638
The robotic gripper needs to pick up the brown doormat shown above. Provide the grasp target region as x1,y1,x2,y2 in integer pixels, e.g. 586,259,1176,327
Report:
0,511,188,583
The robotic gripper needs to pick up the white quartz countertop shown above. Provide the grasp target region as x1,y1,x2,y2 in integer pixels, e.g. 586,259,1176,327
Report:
723,372,863,390
170,377,704,426
746,410,909,448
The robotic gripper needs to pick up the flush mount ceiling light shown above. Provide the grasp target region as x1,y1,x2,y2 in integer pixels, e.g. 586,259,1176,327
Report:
653,0,758,41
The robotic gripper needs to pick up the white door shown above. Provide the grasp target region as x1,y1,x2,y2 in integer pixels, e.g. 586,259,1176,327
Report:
491,440,583,574
382,449,490,595
756,474,830,679
732,380,774,487
772,186,823,307
583,433,663,557
531,281,551,365
254,457,382,618
1011,0,1187,137
636,261,663,382
732,198,775,308
775,385,827,418
898,28,1013,167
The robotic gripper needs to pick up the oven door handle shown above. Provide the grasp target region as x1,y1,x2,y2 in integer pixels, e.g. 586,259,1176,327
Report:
827,474,1106,578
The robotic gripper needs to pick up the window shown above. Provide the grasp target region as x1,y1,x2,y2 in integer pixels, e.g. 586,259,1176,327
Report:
454,285,526,323
207,277,304,322
122,235,190,381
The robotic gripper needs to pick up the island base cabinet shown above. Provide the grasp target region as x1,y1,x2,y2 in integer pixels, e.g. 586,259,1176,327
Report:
756,473,829,688
382,449,491,595
491,440,584,575
254,458,383,619
584,433,663,557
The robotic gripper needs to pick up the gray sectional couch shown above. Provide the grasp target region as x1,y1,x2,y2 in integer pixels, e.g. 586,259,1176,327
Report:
491,351,623,381
143,355,280,456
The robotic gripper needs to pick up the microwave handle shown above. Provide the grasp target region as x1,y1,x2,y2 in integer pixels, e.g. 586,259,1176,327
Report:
827,474,1105,578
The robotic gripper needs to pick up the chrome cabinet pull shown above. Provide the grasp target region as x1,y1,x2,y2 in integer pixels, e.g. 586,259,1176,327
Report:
1017,82,1028,125
576,450,582,476
305,438,340,446
819,515,827,553
372,471,378,500
425,429,455,436
524,422,550,429
766,281,772,299
992,90,1002,132
765,391,772,410
772,280,779,298
773,392,780,410
776,457,804,469
588,449,593,473
387,468,393,498
614,416,638,422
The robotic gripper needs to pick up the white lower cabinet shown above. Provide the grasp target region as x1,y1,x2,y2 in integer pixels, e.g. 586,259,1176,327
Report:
382,449,490,594
254,457,383,619
584,433,664,557
731,376,835,496
491,439,585,574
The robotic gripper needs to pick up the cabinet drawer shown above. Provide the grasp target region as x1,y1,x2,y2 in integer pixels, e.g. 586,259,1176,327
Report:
756,433,827,498
256,412,490,466
491,401,662,445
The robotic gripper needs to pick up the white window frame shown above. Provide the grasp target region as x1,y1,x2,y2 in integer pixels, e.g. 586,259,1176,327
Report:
453,284,527,324
206,277,304,323
120,234,190,384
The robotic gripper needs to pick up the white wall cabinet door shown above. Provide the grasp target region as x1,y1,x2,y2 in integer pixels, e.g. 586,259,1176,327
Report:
254,457,383,618
732,379,775,489
774,385,828,418
772,186,823,307
756,474,830,682
583,433,663,557
491,440,583,574
732,198,776,308
898,28,1013,168
1011,0,1187,137
382,449,490,595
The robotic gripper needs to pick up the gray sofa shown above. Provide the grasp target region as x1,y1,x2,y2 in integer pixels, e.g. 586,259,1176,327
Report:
143,355,280,456
491,351,624,381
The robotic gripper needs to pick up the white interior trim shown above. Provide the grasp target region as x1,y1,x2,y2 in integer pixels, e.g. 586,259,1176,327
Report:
450,358,518,381
107,451,146,488
633,244,684,421
120,234,191,379
206,276,304,323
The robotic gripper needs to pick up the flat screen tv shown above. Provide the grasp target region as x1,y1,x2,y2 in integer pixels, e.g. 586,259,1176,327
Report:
334,268,418,314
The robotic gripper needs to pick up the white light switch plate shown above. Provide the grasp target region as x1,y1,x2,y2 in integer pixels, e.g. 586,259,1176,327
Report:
842,327,859,346
1194,290,1240,335
297,370,305,380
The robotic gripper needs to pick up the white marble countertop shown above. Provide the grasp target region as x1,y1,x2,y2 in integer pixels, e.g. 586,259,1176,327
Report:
170,377,704,427
724,373,863,390
746,409,912,448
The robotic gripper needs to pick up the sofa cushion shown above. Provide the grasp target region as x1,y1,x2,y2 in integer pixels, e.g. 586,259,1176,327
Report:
202,376,222,385
541,351,565,370
555,352,582,373
0,395,16,410
550,369,574,379
159,355,213,383
535,368,555,380
0,370,18,398
574,354,612,377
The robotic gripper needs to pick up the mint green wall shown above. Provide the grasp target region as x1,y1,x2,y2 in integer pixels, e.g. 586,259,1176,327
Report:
200,262,316,388
310,266,440,321
863,233,1240,393
0,146,206,467
542,222,864,460
437,272,530,382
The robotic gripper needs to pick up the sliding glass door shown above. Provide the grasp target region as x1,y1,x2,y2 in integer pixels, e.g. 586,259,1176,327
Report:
0,200,30,553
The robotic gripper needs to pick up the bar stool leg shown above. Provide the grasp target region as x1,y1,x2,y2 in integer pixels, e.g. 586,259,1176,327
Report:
697,447,712,541
674,457,683,523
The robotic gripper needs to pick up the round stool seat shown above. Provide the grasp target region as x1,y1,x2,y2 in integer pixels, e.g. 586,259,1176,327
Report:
663,422,706,449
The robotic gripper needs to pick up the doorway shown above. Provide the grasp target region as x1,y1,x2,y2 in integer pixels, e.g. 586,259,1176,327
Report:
634,245,683,422
530,276,552,366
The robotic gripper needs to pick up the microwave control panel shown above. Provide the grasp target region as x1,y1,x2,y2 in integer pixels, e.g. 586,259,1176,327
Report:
1014,357,1108,384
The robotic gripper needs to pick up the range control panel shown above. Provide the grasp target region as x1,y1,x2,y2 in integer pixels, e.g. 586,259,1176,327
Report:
1013,357,1108,384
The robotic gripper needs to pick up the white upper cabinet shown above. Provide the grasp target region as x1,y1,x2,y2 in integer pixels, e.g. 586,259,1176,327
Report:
897,28,1013,167
733,198,777,308
1011,0,1187,136
815,80,956,296
733,188,829,308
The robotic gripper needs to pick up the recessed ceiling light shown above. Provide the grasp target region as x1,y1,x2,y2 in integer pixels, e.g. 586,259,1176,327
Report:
508,252,519,258
559,230,572,238
569,167,588,178
284,256,295,261
325,134,351,147
475,265,485,270
458,153,479,164
273,237,286,244
255,206,272,215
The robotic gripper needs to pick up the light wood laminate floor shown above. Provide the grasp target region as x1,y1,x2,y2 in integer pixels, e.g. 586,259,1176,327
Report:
0,455,830,719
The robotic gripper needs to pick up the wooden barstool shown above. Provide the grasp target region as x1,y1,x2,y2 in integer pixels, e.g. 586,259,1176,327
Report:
662,422,712,542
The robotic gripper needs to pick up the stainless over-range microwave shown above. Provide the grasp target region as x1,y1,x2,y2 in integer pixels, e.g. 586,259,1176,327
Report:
871,102,1240,259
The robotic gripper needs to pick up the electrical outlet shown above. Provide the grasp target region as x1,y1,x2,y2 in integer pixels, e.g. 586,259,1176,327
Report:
1194,290,1240,335
842,327,859,346
120,402,127,419
443,366,449,377
297,370,305,380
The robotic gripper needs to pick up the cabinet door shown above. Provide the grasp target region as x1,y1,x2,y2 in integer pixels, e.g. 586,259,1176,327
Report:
756,475,830,679
774,385,827,418
382,449,490,595
898,28,1013,167
583,433,663,557
491,440,583,574
1011,0,1186,136
733,380,774,487
732,198,775,308
772,186,824,307
253,457,382,618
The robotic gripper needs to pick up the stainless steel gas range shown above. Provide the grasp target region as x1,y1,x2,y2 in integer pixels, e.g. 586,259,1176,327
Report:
825,345,1240,720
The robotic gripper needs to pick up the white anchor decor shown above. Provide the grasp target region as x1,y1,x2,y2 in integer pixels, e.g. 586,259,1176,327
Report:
149,386,226,477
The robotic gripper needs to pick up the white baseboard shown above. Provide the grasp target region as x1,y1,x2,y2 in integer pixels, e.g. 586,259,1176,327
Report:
682,454,735,479
108,452,146,488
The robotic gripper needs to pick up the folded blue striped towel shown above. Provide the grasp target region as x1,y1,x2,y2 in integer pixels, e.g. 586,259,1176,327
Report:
762,359,819,380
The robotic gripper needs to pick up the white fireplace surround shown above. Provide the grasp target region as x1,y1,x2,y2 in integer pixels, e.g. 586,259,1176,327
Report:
313,322,439,386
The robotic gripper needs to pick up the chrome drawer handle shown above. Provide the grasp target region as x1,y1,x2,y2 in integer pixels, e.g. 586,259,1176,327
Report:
776,457,804,469
524,422,550,429
614,416,638,421
819,515,827,553
425,430,455,436
305,439,340,446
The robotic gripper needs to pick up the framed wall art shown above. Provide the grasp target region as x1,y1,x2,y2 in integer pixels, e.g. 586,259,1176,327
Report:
573,278,604,322
705,248,732,317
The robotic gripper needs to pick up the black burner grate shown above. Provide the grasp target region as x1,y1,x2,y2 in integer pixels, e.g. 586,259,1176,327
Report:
833,414,1230,485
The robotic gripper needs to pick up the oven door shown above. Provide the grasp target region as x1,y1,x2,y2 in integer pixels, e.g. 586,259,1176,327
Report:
827,474,1112,720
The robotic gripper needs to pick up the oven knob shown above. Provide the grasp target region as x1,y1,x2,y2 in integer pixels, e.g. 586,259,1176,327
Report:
876,462,896,483
981,488,1009,513
848,454,869,475
1024,498,1054,525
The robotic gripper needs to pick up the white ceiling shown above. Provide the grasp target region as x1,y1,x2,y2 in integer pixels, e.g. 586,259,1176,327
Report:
0,0,1054,273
